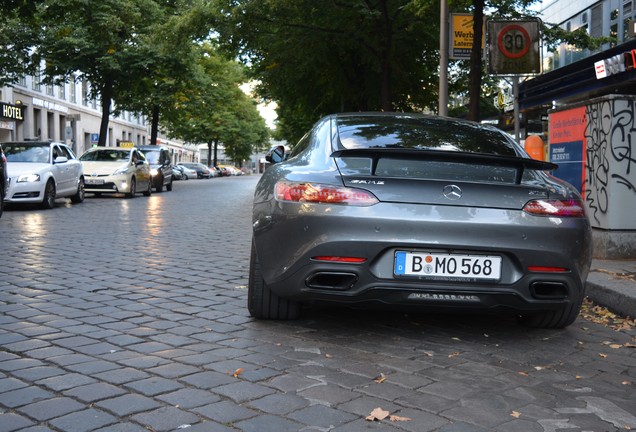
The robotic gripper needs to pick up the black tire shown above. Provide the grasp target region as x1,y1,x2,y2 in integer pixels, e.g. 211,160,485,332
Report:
156,175,163,192
41,180,56,209
517,295,583,328
0,190,4,218
248,239,300,320
70,178,85,203
143,178,152,197
126,178,136,198
166,178,173,191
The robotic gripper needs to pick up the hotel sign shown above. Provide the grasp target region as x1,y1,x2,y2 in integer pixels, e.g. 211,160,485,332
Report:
0,102,24,121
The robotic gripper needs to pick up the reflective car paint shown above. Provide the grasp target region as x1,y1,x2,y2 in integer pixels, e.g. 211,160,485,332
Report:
249,112,593,328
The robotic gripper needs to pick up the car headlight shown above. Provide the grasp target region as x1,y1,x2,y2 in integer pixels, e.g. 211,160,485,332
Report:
113,166,130,175
17,174,41,183
150,168,158,176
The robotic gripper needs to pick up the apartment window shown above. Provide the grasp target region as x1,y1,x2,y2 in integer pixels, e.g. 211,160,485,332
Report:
612,8,620,20
624,1,632,16
82,80,89,106
58,83,66,100
16,76,26,87
32,69,41,91
46,83,54,96
591,5,603,37
581,12,588,24
566,21,571,32
611,22,619,39
70,79,76,103
625,18,633,40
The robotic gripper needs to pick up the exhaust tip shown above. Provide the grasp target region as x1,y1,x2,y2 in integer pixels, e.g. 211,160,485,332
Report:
306,272,358,290
530,281,569,299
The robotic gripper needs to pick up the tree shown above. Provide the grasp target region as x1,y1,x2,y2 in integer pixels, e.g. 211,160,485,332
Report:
160,43,268,165
115,0,220,145
0,1,41,85
33,0,164,146
213,0,440,144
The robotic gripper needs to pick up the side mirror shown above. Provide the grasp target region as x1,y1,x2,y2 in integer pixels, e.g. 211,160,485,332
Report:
266,145,286,164
54,156,68,164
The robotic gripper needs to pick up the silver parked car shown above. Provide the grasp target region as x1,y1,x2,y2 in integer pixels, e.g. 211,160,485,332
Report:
3,141,85,209
248,112,593,328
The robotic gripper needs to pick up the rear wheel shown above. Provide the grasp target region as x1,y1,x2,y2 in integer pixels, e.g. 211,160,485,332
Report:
126,178,136,198
166,177,173,191
41,180,56,209
156,175,163,192
143,178,152,197
70,178,85,203
248,239,300,320
517,295,583,328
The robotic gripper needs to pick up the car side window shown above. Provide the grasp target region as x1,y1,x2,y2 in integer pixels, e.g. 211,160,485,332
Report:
52,146,61,161
58,145,73,160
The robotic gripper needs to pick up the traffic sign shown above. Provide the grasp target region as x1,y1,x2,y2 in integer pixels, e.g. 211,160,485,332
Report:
487,19,540,75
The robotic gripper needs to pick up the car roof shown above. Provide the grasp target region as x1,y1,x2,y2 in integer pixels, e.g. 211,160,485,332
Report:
1,141,63,147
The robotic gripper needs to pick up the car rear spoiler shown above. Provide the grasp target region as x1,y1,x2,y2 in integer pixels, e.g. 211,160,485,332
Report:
330,148,557,185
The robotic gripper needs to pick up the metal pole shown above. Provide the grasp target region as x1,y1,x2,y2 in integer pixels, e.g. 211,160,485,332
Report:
513,75,520,143
439,0,448,116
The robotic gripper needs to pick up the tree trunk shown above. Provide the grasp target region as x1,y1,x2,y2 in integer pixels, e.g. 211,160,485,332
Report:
98,77,113,147
150,105,160,145
213,138,219,167
207,141,212,166
379,0,393,111
467,0,485,122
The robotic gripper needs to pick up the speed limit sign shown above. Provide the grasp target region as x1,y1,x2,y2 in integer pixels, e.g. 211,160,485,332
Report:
488,19,540,75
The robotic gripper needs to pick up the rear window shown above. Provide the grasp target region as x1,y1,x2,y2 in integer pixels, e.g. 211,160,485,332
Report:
334,115,533,184
335,115,520,157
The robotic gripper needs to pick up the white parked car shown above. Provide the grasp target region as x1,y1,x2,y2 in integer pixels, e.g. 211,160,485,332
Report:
3,141,85,209
176,164,198,180
79,147,152,198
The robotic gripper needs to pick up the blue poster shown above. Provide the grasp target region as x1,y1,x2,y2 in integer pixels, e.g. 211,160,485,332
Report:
549,141,584,192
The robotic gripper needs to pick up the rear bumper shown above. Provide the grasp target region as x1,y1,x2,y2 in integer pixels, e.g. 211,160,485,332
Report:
253,201,592,312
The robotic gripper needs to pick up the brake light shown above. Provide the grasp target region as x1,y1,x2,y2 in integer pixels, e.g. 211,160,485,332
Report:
312,256,367,263
528,266,568,273
275,181,378,206
523,199,586,217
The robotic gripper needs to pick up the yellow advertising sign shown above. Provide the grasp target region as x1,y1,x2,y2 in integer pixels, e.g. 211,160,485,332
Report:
450,14,484,60
119,141,135,148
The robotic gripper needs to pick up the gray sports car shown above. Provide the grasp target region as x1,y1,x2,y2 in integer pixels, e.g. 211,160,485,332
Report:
249,112,592,328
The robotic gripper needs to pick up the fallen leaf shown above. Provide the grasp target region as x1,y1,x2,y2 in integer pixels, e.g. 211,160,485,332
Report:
621,381,632,385
232,368,244,378
534,366,544,371
448,351,460,358
609,344,622,349
389,415,412,422
511,411,521,418
575,376,583,380
451,337,461,341
518,371,529,377
366,407,390,421
624,343,636,348
373,373,387,384
325,353,333,359
599,353,608,358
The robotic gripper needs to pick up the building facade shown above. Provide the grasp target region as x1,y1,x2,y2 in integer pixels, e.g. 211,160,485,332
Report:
542,0,636,71
0,74,197,163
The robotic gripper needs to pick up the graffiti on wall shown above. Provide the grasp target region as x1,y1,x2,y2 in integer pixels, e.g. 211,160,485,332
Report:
584,99,636,227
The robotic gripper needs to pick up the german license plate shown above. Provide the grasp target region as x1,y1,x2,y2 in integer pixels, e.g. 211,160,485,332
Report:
85,178,104,185
394,251,501,280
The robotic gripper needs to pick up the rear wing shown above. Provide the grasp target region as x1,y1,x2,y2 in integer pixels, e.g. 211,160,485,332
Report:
330,148,557,185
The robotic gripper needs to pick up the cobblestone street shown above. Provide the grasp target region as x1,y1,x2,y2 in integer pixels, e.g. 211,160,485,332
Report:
1,175,634,432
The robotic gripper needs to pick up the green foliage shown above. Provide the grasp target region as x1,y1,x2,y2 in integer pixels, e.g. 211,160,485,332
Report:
213,0,440,144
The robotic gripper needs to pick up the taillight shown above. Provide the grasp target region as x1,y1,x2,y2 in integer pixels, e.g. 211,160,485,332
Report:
312,256,367,263
527,266,568,272
275,181,378,206
523,199,586,217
